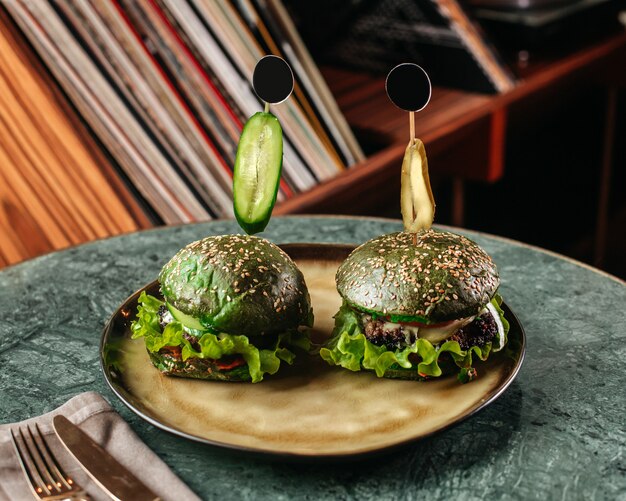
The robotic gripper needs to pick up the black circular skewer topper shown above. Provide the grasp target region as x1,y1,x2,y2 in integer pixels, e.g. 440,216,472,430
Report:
385,63,432,112
253,55,294,105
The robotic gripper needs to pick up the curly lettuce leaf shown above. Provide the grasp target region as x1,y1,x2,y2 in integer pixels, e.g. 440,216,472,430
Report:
320,302,497,382
131,292,310,383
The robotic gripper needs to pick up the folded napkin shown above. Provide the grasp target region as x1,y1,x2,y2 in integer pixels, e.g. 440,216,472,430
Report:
0,392,200,501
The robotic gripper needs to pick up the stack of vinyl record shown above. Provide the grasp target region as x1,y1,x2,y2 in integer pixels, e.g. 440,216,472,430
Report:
5,0,364,223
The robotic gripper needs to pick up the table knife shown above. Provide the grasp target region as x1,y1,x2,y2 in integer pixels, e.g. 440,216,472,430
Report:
53,415,160,501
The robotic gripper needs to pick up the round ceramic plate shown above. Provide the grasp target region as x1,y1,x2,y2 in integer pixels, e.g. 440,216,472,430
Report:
101,243,525,459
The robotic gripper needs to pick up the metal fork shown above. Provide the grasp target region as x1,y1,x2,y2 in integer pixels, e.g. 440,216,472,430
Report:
10,423,91,500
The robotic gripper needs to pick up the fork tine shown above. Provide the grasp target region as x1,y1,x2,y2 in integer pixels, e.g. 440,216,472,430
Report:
25,426,62,494
21,427,59,495
10,428,50,497
32,423,73,490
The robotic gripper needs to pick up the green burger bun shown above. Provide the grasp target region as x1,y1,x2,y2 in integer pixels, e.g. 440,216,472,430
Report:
336,230,499,324
160,234,312,335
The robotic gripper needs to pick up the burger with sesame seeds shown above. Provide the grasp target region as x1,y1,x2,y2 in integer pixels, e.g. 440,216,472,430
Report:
320,230,509,383
131,234,313,383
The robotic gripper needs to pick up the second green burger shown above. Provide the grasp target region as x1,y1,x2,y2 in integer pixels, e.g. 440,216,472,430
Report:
320,230,509,383
132,234,313,383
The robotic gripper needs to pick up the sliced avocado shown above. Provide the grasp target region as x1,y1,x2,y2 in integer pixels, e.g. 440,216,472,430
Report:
166,303,207,331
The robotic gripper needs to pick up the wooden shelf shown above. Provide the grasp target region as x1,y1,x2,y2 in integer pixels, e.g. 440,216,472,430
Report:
275,30,626,216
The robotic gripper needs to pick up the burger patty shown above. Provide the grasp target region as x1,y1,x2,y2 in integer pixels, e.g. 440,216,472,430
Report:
362,311,497,351
449,313,497,350
363,320,417,350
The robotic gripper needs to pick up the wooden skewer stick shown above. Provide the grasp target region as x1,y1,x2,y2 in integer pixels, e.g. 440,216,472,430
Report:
264,101,270,113
409,111,417,244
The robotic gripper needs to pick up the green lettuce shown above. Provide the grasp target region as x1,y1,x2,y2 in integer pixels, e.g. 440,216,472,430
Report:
131,292,310,383
320,297,509,383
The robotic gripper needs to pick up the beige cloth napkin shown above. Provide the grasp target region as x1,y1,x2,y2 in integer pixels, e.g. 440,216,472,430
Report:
0,392,200,501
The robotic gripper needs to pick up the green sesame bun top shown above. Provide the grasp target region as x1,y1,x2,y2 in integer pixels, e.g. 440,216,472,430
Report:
159,234,312,336
336,230,499,324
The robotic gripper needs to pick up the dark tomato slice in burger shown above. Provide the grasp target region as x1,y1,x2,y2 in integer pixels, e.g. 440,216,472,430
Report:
215,356,246,371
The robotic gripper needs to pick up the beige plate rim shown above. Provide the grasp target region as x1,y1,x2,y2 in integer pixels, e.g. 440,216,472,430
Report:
100,242,526,460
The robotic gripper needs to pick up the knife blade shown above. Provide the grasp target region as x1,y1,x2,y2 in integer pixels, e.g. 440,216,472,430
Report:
53,415,160,501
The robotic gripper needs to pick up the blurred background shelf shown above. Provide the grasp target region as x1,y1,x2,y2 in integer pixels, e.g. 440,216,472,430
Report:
277,30,626,216
0,1,625,278
277,31,626,279
0,10,151,266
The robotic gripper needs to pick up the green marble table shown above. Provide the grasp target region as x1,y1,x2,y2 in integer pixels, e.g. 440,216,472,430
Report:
1,217,624,500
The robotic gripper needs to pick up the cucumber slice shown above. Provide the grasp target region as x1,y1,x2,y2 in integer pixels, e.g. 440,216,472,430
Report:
233,112,283,234
166,303,206,331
